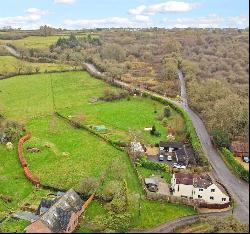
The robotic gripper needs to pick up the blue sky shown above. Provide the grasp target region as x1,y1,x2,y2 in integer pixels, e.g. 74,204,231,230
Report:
0,0,248,29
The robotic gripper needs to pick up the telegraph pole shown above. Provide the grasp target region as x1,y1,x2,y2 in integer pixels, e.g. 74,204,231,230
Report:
50,74,56,112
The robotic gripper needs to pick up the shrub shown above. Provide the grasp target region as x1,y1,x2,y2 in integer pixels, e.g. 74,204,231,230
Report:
220,148,249,182
164,106,171,117
211,130,230,148
100,89,129,102
137,155,170,173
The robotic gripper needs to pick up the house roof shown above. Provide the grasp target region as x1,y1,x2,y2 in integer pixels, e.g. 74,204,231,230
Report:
160,141,183,149
39,189,83,233
175,173,213,189
175,173,194,185
36,199,58,215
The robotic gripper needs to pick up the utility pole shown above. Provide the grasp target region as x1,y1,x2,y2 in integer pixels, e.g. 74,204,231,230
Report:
50,74,56,112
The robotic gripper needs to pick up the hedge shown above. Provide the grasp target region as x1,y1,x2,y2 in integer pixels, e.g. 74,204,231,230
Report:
137,155,170,173
147,94,209,168
220,148,249,182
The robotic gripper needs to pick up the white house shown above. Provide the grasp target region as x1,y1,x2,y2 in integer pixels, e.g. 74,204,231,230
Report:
171,173,230,204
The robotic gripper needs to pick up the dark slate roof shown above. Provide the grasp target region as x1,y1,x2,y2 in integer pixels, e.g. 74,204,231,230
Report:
176,149,188,165
160,141,183,149
40,189,83,233
36,199,57,215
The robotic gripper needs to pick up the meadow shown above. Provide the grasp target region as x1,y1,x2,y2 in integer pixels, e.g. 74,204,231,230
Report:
0,71,185,144
0,56,76,77
0,36,67,49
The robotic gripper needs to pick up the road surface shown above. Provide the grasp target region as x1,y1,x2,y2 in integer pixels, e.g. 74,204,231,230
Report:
178,70,249,224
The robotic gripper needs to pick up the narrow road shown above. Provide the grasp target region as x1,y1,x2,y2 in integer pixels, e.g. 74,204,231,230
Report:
178,70,249,224
3,45,20,57
135,211,232,233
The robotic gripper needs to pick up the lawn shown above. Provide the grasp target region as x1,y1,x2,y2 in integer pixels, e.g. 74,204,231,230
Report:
0,56,76,77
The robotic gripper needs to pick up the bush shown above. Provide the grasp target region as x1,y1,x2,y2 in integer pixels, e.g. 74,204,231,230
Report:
137,156,170,172
211,130,230,148
100,89,129,102
220,148,249,182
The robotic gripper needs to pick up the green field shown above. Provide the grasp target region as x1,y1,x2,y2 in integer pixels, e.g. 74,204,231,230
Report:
0,36,67,49
0,34,99,49
0,71,185,144
0,56,77,77
0,71,194,231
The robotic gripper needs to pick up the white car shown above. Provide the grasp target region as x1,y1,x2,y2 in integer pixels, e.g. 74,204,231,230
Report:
167,155,172,161
173,163,186,169
158,155,164,161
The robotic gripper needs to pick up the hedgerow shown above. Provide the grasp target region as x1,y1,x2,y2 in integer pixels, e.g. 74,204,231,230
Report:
220,148,249,182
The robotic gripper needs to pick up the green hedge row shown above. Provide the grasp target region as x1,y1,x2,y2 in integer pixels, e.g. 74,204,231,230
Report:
220,148,249,182
146,94,209,167
137,155,170,173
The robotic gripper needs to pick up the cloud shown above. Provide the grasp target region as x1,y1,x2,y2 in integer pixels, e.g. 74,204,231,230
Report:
162,15,249,28
0,8,47,28
129,1,196,15
64,15,152,29
54,0,75,5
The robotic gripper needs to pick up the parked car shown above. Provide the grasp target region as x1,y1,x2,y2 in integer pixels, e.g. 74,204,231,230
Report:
242,156,249,163
173,163,186,169
167,155,172,161
158,155,164,161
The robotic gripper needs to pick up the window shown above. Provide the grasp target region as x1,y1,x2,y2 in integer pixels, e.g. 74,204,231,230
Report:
211,189,215,192
199,188,203,191
222,198,226,202
198,195,202,198
178,185,180,192
210,196,214,200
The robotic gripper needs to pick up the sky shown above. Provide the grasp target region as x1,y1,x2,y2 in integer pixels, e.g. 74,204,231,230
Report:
0,0,249,29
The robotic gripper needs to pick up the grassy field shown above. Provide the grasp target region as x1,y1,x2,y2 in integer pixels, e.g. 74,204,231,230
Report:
0,71,193,231
0,36,67,49
0,56,76,77
0,34,99,49
0,71,185,144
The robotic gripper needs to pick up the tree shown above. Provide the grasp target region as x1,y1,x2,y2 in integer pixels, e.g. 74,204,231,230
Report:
164,106,171,118
211,130,230,148
13,60,25,74
79,177,99,196
100,43,126,62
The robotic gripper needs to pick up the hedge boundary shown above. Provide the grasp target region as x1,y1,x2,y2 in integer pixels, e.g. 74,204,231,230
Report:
220,148,249,182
